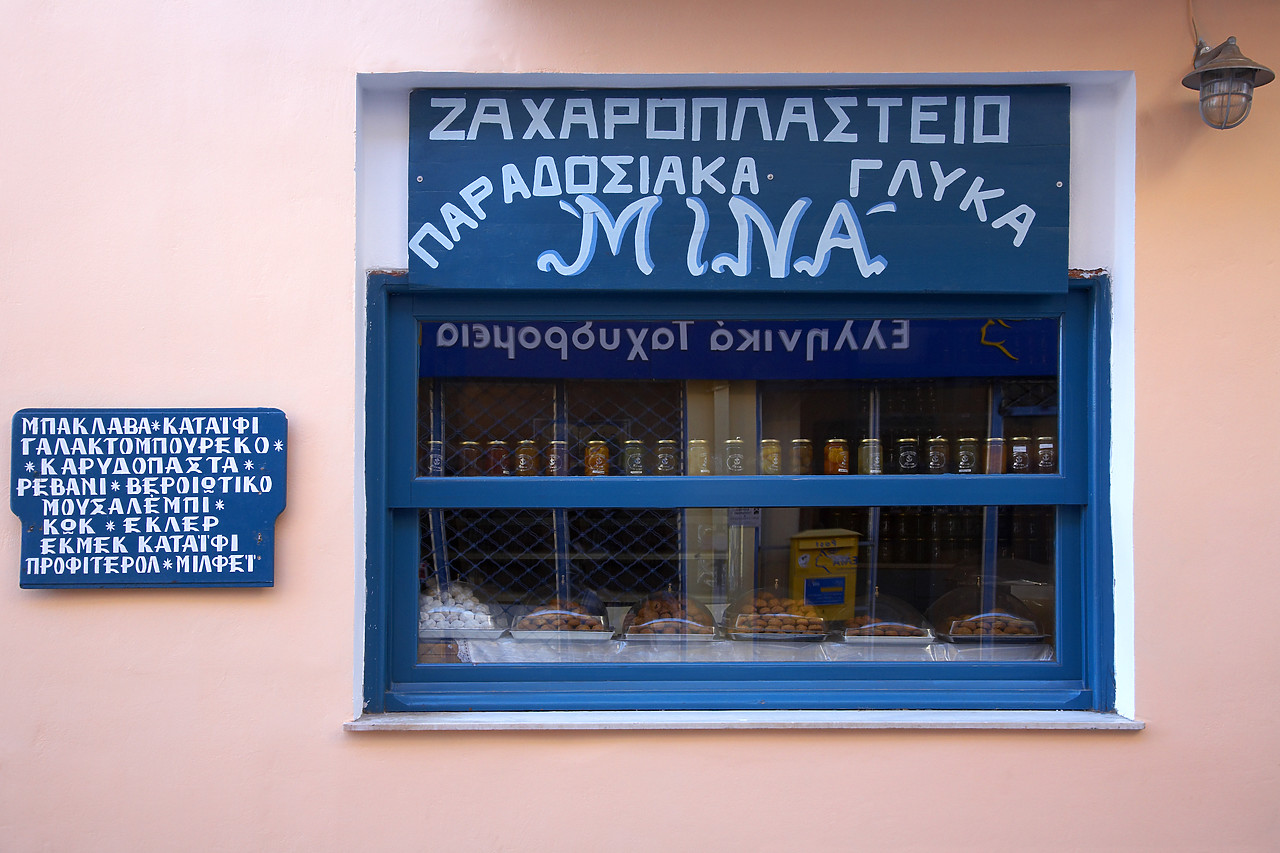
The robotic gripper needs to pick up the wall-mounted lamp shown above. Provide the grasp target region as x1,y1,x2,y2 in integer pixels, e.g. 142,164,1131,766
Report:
1181,37,1274,129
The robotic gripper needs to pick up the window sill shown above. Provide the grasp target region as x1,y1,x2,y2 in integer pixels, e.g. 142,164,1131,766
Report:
345,710,1144,732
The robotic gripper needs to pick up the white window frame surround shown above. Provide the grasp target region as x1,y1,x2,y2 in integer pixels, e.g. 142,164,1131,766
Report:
350,71,1138,730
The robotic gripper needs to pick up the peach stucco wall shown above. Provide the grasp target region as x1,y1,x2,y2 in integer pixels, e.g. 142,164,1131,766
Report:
3,1,1279,850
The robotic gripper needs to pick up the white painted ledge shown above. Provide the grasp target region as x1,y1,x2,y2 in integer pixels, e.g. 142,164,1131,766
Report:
346,710,1144,732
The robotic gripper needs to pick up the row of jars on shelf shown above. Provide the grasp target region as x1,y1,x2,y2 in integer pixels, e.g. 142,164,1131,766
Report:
873,506,1055,566
425,435,1058,476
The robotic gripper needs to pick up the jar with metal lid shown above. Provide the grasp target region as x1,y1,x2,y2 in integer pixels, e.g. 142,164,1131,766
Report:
1009,436,1032,473
459,440,483,476
514,440,539,475
789,439,813,475
622,439,647,475
654,439,679,474
545,440,568,475
823,438,849,475
956,437,980,474
926,436,949,474
895,437,919,474
484,440,511,476
584,440,610,476
876,510,893,561
943,510,965,563
896,507,922,563
984,437,1006,474
425,440,444,476
722,438,746,474
857,438,883,475
758,439,782,475
687,439,712,476
923,507,945,562
1035,436,1057,473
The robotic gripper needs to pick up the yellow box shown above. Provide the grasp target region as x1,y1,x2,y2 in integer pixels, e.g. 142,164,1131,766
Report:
789,528,860,619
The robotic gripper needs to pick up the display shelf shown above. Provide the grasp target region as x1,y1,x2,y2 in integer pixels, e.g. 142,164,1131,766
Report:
414,346,1065,667
403,473,1079,508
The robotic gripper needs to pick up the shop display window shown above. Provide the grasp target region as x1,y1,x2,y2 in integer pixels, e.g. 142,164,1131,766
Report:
365,281,1111,712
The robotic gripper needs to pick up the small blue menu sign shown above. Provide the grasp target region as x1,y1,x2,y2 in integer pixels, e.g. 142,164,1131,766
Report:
10,408,287,588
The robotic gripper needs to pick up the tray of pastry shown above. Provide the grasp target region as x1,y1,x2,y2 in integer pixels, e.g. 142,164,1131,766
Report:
620,591,719,641
624,630,718,641
419,627,507,640
508,629,615,642
937,613,1045,643
724,589,827,640
727,631,827,642
418,582,507,641
842,616,934,646
511,597,612,641
941,631,1048,644
840,630,934,646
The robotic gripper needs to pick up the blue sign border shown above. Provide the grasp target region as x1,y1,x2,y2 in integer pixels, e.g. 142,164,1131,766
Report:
11,408,287,589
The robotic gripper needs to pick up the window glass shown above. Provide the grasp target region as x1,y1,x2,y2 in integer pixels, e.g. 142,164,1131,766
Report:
413,315,1062,669
417,504,1056,665
417,317,1060,478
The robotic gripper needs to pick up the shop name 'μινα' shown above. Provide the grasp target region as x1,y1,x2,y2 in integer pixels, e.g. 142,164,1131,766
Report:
412,159,1035,273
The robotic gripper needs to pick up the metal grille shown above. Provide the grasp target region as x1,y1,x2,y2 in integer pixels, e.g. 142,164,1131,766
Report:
419,507,684,607
419,508,558,602
999,379,1058,414
418,379,557,476
562,380,683,475
417,377,684,606
567,509,682,601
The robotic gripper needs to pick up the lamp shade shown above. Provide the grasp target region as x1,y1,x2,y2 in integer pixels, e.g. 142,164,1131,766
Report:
1182,37,1275,129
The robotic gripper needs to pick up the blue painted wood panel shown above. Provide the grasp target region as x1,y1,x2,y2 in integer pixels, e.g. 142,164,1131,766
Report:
408,86,1069,293
11,408,287,588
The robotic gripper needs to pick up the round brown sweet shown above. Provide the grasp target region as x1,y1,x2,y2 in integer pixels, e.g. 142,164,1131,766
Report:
846,615,928,637
517,598,606,631
946,611,1037,636
731,593,825,633
625,592,716,635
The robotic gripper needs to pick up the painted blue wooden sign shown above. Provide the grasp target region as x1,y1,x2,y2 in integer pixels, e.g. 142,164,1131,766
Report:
11,408,287,588
408,86,1069,293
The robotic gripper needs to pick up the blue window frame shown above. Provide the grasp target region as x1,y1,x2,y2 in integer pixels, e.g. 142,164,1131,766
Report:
363,274,1113,713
